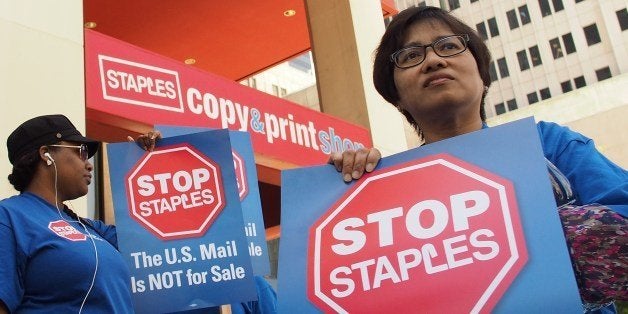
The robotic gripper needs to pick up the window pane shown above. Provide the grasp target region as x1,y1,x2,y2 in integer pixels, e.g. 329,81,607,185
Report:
507,99,518,111
595,67,612,81
539,0,552,17
549,38,563,59
552,0,564,12
489,61,498,82
476,22,488,40
561,80,573,93
617,8,628,31
562,33,577,54
540,87,551,100
448,0,460,10
495,103,506,115
529,45,542,66
507,10,519,29
519,5,531,25
289,53,312,72
497,57,510,78
583,24,601,45
517,50,530,70
527,92,539,104
488,17,499,37
574,76,586,88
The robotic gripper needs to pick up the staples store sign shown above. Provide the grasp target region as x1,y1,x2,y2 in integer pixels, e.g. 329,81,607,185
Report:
100,56,184,113
85,30,372,166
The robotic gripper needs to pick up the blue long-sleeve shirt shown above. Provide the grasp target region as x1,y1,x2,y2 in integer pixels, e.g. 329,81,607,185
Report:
536,121,628,217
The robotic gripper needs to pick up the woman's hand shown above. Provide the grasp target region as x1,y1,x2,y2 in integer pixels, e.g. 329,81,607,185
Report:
328,148,381,182
127,130,162,151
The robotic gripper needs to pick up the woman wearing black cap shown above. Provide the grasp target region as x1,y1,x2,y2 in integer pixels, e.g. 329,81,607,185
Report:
0,114,160,313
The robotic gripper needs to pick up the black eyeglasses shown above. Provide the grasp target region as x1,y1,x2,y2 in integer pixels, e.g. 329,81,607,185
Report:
49,144,89,161
390,34,470,69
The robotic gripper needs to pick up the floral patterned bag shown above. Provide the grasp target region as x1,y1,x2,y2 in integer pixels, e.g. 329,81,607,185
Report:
547,159,627,305
558,204,627,304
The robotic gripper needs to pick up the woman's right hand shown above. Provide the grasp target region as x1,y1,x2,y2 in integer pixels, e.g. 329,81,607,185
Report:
328,148,382,182
127,130,162,152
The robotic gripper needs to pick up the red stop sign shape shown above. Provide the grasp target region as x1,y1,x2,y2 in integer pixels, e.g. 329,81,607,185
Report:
308,154,527,313
49,220,87,241
126,144,225,240
232,150,248,200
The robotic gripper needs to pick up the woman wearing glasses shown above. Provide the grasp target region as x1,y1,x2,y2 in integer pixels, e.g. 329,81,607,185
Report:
329,6,627,313
0,114,159,313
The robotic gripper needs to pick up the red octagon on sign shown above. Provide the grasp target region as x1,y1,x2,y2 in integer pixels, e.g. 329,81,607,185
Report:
126,144,225,240
232,150,248,200
308,154,527,313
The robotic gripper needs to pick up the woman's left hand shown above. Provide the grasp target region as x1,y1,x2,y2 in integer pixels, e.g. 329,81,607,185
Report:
328,147,381,182
128,130,162,151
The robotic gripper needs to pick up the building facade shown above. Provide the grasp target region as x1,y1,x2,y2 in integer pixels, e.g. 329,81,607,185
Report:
394,0,628,118
245,0,628,160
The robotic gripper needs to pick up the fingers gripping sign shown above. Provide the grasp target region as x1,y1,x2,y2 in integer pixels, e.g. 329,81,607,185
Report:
128,130,163,151
329,148,382,182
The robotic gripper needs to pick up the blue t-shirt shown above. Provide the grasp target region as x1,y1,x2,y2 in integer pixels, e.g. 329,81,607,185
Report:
537,122,626,314
536,121,628,217
230,276,277,314
0,192,133,313
179,276,277,314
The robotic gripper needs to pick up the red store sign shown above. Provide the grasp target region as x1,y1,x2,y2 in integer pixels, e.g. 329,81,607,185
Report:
85,30,372,167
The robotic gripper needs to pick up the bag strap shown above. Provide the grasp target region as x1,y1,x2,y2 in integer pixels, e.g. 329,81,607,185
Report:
545,158,576,208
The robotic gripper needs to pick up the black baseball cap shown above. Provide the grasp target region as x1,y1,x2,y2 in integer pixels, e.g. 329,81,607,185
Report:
7,114,99,164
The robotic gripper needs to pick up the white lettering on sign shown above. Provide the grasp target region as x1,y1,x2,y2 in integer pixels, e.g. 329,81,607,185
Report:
331,191,491,255
329,229,498,297
324,190,500,297
185,87,366,155
137,168,210,196
134,168,216,217
98,55,184,113
138,189,215,216
210,263,246,282
106,69,177,99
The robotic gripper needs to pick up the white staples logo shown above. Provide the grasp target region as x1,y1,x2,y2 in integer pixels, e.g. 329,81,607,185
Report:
98,55,184,112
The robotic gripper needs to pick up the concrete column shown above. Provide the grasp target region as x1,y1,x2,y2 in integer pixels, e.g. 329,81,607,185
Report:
304,0,409,156
0,0,90,216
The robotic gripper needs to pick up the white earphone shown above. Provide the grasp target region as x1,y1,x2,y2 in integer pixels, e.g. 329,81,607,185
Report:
44,152,55,166
46,149,98,313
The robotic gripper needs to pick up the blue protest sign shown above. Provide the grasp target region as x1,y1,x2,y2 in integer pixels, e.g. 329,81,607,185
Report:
157,125,270,276
108,129,256,313
278,118,582,313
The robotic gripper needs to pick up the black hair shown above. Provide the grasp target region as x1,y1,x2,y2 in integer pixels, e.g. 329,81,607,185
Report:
8,150,40,192
7,144,65,192
62,205,96,232
373,6,491,139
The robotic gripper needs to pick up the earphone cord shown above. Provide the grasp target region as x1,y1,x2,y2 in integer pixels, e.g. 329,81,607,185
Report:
52,162,99,314
77,220,98,314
